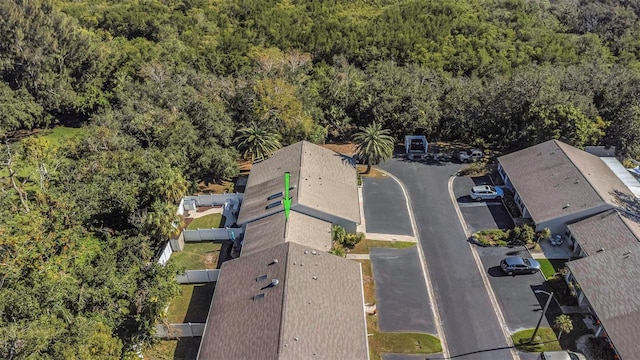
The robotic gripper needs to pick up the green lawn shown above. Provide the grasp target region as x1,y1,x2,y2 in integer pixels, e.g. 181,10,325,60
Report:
537,258,568,279
171,242,223,270
186,214,225,230
166,283,215,324
511,327,562,352
143,338,201,360
350,239,416,254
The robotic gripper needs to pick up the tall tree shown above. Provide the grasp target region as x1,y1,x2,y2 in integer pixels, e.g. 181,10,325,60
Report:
235,121,282,162
352,123,395,173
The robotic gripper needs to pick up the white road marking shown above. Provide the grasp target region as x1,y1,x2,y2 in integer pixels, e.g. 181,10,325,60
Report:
448,175,520,360
379,169,450,359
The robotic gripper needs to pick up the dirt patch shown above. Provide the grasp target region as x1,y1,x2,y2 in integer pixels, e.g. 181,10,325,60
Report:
203,252,219,267
322,142,356,156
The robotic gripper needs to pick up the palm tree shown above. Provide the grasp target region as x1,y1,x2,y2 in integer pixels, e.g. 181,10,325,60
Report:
352,123,395,173
553,314,574,341
235,121,282,162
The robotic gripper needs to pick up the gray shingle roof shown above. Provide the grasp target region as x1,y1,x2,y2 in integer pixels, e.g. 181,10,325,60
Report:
198,242,368,360
240,212,332,257
568,210,640,256
567,246,640,360
498,140,634,224
237,141,359,225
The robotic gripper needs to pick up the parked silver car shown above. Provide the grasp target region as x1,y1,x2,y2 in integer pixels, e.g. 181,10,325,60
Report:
500,257,541,275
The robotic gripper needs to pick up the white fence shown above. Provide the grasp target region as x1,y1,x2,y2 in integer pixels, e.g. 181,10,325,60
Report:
183,228,243,241
183,193,243,207
176,269,220,283
157,242,173,265
155,323,206,338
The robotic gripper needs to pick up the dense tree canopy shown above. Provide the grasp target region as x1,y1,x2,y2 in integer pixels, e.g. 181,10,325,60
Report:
3,0,640,357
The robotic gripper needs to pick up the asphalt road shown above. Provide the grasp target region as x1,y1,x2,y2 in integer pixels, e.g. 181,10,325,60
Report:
379,157,515,360
452,175,549,338
363,177,414,235
370,247,435,333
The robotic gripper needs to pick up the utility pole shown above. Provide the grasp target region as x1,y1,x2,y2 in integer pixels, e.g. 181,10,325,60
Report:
530,290,554,344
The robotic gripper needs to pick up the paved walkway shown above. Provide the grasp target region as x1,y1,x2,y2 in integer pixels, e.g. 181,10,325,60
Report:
346,254,370,260
365,233,416,242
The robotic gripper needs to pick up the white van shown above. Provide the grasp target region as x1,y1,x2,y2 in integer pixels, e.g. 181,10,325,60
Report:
537,350,586,360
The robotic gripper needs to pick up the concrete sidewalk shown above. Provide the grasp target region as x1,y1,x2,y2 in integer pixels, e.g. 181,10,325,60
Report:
365,233,416,242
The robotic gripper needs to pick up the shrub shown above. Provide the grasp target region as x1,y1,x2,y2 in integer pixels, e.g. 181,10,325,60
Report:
332,225,346,243
473,229,509,246
458,161,487,176
508,224,535,246
343,232,365,247
329,242,346,257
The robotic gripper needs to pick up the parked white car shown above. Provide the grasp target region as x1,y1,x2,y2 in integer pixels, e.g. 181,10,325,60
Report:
459,149,483,163
537,350,586,360
470,185,504,201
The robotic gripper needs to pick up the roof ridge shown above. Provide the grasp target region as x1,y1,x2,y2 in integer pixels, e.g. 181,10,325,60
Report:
296,141,306,204
276,243,291,357
556,140,608,204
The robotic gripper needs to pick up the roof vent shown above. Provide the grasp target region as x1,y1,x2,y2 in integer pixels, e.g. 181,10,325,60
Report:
270,279,280,287
623,251,632,258
311,250,317,255
597,248,605,253
256,274,268,282
312,276,317,280
563,204,571,209
253,293,265,301
304,250,308,254
269,259,278,265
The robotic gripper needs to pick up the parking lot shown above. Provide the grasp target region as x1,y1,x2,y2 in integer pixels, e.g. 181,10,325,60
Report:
453,175,551,336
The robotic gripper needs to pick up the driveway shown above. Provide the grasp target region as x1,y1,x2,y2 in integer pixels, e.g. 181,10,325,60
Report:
453,175,513,234
453,174,548,360
370,247,435,334
363,177,413,236
379,157,515,360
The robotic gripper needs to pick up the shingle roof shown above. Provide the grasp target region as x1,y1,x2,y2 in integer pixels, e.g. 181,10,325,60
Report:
198,242,368,360
567,246,640,360
237,141,359,225
568,210,640,256
240,212,332,257
498,140,634,224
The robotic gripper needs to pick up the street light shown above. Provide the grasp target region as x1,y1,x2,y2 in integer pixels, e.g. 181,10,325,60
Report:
529,290,554,344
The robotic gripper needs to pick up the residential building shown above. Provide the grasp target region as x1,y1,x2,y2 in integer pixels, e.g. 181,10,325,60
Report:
237,140,360,232
565,246,640,360
497,140,635,234
197,242,369,360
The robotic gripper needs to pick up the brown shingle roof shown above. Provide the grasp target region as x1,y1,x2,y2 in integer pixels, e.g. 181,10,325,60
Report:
567,246,640,360
240,212,332,257
237,141,359,225
568,210,640,256
198,242,368,360
498,140,634,224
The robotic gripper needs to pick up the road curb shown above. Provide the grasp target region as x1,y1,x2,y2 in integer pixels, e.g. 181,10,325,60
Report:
377,168,450,359
449,174,521,360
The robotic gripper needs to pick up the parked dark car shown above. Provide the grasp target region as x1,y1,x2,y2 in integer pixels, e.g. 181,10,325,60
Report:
500,257,541,275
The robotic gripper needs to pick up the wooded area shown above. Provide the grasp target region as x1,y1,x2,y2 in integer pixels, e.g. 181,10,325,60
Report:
2,0,640,357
